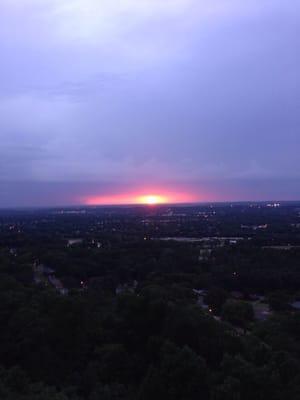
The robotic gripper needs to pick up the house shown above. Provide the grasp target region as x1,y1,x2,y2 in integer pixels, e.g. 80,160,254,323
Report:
193,289,207,296
67,238,83,247
115,281,138,296
199,248,212,261
48,275,68,295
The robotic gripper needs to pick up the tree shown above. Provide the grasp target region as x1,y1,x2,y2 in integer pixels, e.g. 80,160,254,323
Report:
268,292,292,312
139,342,210,400
222,300,254,328
205,288,229,315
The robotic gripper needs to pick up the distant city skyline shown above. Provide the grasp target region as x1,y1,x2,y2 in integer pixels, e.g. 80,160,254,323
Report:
1,1,300,207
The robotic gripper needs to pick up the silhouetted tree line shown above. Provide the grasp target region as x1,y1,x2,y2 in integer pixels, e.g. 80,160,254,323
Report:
1,206,300,399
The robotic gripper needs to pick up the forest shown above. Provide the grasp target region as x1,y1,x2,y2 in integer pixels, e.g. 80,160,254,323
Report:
0,203,300,399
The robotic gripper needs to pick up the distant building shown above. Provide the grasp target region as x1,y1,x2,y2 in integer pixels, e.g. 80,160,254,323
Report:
267,203,280,208
67,238,83,246
199,248,212,261
115,281,138,296
291,223,300,229
241,224,268,230
9,248,17,256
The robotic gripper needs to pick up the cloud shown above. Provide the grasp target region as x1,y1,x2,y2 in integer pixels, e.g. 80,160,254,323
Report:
0,1,300,205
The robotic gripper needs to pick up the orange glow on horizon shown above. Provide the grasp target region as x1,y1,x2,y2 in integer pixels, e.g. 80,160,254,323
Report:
84,188,199,206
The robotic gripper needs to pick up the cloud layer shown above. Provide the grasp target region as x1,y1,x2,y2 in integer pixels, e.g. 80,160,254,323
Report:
0,1,300,205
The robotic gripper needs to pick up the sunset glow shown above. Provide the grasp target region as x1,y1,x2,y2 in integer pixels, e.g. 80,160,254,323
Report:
137,195,167,205
84,188,199,206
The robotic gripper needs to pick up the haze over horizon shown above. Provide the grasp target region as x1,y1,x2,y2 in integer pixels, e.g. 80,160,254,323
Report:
1,0,300,207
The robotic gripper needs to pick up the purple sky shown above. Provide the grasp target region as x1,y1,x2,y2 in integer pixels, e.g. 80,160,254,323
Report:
1,1,300,207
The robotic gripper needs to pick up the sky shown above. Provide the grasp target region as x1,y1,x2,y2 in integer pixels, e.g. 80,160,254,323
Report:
0,0,300,207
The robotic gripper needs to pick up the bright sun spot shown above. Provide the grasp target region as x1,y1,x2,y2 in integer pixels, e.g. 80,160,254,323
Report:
138,195,166,205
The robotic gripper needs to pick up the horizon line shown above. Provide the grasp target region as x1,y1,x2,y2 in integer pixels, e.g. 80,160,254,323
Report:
1,199,300,211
